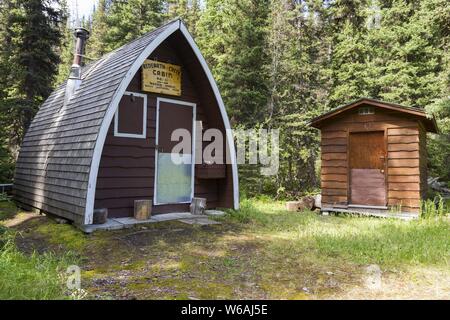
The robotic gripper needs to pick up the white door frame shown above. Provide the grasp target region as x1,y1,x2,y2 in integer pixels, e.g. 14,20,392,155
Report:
154,97,196,205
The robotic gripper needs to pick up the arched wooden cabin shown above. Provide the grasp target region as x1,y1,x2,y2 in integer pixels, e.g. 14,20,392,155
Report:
13,20,239,227
310,98,438,215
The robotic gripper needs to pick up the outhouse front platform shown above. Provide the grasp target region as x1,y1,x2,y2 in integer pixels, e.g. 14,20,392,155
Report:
310,98,438,215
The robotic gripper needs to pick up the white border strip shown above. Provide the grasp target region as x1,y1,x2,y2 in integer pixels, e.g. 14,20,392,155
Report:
154,97,196,205
114,91,147,139
84,20,239,225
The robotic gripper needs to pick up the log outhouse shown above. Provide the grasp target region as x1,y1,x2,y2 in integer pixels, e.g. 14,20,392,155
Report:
13,20,239,227
310,98,438,215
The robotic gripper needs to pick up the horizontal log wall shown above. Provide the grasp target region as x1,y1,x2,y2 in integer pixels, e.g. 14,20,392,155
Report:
419,124,428,201
387,126,421,212
321,130,348,206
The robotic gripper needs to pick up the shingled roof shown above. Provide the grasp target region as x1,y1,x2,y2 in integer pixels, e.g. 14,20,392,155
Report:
310,98,438,133
14,20,239,225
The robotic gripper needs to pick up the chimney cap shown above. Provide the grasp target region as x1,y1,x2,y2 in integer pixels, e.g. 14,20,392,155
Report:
74,27,90,39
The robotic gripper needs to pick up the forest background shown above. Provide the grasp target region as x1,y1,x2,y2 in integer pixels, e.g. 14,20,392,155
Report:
0,0,448,198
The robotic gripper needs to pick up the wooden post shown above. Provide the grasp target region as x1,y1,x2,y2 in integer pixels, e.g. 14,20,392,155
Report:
190,197,207,215
286,196,315,211
134,200,152,220
286,201,302,211
93,208,108,224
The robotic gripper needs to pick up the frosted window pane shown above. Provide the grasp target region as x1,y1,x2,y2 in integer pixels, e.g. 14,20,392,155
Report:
156,153,192,204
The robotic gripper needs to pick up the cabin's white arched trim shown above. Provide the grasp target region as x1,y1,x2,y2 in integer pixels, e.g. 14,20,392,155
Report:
84,21,239,225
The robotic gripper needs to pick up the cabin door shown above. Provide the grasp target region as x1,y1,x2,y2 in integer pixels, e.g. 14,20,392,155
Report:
154,98,196,205
349,131,387,206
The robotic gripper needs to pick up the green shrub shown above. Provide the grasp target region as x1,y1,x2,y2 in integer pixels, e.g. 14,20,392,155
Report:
0,197,17,221
226,198,271,225
428,133,450,182
0,192,9,201
0,145,14,184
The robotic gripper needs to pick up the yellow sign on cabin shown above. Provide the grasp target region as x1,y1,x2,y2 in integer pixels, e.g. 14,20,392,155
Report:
141,60,181,96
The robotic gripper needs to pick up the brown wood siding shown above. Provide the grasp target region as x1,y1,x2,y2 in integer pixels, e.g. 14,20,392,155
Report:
350,169,386,206
94,35,232,218
320,105,423,213
387,125,421,212
419,124,428,200
321,130,348,207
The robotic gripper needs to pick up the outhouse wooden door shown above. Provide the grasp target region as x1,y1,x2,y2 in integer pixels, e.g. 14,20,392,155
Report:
349,131,387,206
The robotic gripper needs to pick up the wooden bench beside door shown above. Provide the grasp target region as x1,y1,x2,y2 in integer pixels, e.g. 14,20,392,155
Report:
349,131,387,206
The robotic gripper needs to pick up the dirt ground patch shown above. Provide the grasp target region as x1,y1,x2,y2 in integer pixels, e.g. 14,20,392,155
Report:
2,199,449,300
9,216,352,299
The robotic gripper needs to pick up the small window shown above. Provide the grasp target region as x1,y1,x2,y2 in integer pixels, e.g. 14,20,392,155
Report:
114,91,147,138
358,106,375,115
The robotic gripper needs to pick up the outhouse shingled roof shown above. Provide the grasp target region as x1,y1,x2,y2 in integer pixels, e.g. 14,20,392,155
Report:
310,98,438,133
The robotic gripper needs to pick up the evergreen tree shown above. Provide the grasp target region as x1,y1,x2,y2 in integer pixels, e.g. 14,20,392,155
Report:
0,0,20,154
11,0,63,133
196,0,270,194
1,0,449,192
105,0,165,51
87,0,109,58
196,0,270,125
0,0,16,181
328,0,370,107
166,0,201,37
0,0,63,140
0,0,16,101
0,119,14,182
329,0,444,107
55,0,73,85
422,0,450,181
0,0,63,180
369,0,441,106
266,0,331,193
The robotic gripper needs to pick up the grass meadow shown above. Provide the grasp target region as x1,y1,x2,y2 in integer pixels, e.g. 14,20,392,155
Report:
0,196,449,299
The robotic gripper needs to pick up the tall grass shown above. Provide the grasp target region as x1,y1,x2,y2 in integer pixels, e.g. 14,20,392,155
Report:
312,219,450,266
420,195,448,218
0,192,9,201
0,229,78,300
227,198,450,267
0,195,17,221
